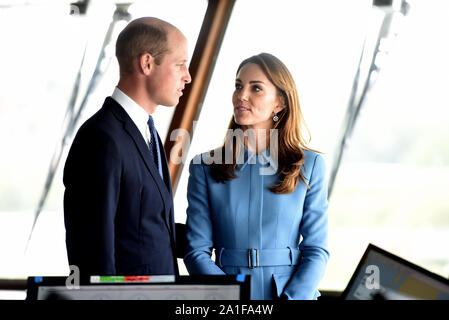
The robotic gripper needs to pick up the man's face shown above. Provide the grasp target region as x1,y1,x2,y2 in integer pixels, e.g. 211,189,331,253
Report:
146,30,191,107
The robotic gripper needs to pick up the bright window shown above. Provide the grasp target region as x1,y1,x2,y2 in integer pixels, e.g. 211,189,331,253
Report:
173,0,449,291
0,0,207,279
1,0,448,295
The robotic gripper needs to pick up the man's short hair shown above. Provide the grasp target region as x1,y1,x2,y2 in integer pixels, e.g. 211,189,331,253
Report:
115,22,170,74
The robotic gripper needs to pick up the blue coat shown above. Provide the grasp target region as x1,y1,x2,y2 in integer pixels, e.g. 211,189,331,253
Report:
184,147,329,300
64,97,177,277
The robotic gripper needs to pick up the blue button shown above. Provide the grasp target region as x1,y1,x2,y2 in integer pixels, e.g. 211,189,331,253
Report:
236,274,246,283
34,276,43,283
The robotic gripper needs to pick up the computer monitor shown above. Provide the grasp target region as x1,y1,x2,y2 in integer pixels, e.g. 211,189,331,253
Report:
26,274,251,300
341,243,449,300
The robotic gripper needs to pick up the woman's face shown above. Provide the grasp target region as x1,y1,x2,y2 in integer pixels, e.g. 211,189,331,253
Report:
232,63,284,130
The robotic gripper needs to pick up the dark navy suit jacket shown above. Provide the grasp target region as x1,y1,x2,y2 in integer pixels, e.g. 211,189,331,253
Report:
63,97,178,277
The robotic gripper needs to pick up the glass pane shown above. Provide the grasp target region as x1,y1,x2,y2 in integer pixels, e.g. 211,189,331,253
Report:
326,0,449,290
0,0,207,279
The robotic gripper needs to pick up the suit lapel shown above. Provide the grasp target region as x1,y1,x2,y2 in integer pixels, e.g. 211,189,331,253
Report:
107,98,172,216
158,133,173,196
155,131,176,237
157,133,177,255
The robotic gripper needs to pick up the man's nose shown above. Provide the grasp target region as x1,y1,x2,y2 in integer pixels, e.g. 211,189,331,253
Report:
184,69,192,84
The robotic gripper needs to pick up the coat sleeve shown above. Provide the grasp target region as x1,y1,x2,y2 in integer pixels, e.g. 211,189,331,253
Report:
282,153,330,300
63,126,121,276
183,157,226,275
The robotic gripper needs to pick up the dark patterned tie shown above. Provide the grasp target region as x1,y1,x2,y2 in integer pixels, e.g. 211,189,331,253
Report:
147,115,163,178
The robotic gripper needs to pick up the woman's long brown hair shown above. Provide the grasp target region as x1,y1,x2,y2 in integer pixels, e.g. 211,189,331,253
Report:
209,53,316,194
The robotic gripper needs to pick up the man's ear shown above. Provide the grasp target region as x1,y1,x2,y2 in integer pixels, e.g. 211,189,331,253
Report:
139,52,153,76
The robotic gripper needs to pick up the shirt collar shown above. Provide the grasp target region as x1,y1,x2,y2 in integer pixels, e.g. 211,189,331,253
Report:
111,87,150,143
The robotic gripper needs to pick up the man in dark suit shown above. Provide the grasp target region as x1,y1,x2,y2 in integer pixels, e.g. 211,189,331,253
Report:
63,17,191,277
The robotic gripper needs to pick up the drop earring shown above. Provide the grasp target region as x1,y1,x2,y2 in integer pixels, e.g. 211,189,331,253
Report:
273,113,279,122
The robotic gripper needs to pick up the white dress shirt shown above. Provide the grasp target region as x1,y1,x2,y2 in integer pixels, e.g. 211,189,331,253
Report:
111,87,151,148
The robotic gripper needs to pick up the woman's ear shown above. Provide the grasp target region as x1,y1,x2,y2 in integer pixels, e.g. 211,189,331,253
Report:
139,52,153,76
274,94,286,114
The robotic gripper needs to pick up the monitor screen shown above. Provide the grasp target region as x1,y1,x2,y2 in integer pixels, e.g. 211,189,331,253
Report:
341,244,449,300
26,275,251,300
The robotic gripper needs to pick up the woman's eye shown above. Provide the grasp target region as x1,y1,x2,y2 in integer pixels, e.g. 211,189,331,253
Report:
253,86,261,92
235,83,242,90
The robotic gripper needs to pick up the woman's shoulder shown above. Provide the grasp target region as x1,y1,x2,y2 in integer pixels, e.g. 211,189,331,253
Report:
188,148,225,176
302,149,326,178
190,149,220,166
302,149,321,163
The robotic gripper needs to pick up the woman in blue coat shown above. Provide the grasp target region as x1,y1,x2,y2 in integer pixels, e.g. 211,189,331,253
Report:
184,53,329,300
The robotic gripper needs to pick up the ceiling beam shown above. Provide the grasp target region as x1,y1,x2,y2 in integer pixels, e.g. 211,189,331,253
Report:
164,0,236,193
